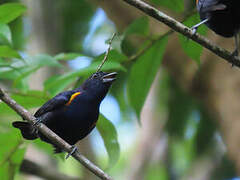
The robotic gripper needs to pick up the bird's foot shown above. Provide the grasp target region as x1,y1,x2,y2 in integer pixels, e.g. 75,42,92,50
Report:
191,19,209,35
231,49,239,67
32,117,43,127
189,25,199,41
66,145,78,159
231,49,239,57
191,26,198,35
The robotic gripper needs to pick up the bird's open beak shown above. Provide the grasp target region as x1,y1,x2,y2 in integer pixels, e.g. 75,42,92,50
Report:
102,72,117,83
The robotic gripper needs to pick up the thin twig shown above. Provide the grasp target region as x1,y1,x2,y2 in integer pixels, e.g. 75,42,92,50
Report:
122,0,240,68
96,33,116,72
0,88,113,180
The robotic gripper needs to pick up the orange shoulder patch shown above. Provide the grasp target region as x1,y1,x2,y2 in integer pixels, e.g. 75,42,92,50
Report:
196,0,199,5
66,92,81,106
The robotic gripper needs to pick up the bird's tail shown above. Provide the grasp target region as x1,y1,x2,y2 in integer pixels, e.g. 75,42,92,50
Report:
12,121,38,140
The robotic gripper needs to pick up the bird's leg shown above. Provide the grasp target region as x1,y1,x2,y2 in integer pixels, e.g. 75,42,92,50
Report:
191,18,209,34
232,34,239,57
230,34,239,67
66,145,78,159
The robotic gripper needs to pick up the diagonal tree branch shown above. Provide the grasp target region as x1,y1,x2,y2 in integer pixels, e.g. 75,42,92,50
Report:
121,0,240,68
0,88,113,180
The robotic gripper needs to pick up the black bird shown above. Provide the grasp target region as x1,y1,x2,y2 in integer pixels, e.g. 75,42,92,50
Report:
192,0,240,56
12,71,117,155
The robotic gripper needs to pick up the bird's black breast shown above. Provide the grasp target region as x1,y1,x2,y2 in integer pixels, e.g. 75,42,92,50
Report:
39,93,100,145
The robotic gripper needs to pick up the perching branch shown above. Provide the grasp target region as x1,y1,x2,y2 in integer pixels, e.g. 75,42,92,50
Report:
122,0,240,68
0,88,113,180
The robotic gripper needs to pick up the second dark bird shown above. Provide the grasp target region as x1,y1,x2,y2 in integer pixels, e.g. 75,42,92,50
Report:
12,71,117,155
192,0,240,56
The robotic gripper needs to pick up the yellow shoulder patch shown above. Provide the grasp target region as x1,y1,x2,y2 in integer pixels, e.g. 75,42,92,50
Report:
66,92,81,106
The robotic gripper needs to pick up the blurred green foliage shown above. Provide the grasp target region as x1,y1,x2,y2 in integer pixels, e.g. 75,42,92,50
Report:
0,130,26,180
0,0,237,180
127,36,168,119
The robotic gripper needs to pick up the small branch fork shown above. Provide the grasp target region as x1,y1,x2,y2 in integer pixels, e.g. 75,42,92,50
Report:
0,88,113,180
122,0,240,68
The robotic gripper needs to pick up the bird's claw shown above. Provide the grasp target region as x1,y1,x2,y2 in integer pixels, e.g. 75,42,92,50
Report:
190,18,209,35
66,145,78,159
192,28,197,35
191,26,198,35
230,49,239,67
33,117,42,127
231,49,239,57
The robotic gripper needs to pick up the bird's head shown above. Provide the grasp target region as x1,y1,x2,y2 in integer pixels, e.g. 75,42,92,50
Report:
82,71,117,100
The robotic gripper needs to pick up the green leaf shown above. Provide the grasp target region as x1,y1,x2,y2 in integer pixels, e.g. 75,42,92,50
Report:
0,3,26,24
33,139,54,155
54,53,86,61
12,90,49,108
124,17,149,36
44,75,77,96
179,14,208,64
0,130,26,180
0,102,17,115
127,36,168,119
13,66,39,87
0,23,12,45
0,45,20,58
0,53,60,83
0,66,24,80
0,90,48,115
12,54,62,87
0,59,25,80
25,54,62,67
97,114,120,168
151,0,184,13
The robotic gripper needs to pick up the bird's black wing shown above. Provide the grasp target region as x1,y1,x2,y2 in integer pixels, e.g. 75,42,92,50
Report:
34,90,75,117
